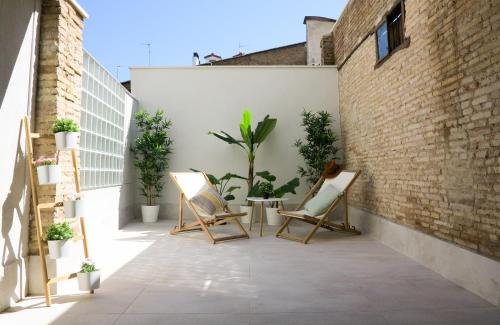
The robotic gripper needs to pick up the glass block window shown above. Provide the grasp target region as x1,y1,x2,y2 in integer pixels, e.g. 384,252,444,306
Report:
80,50,126,190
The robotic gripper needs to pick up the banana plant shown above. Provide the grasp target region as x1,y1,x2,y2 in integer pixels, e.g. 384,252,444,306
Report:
209,110,277,202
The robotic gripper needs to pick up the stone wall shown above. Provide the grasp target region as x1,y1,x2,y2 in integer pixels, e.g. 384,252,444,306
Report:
325,0,500,259
31,0,85,254
206,42,306,65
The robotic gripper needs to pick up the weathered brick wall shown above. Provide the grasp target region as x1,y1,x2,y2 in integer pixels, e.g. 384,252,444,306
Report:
320,33,335,65
31,0,84,254
206,42,306,65
327,0,500,259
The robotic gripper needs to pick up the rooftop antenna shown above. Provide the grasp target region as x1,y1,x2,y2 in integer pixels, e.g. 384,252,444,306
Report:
142,42,151,66
238,42,247,52
115,65,122,80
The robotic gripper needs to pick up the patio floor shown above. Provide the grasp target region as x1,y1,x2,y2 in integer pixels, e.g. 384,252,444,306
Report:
2,220,500,325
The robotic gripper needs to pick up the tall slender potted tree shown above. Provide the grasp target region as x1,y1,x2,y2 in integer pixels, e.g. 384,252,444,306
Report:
295,110,338,187
131,110,173,223
209,109,276,223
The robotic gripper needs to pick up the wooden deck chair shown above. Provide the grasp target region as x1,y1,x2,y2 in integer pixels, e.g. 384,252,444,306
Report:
276,170,361,244
169,172,250,244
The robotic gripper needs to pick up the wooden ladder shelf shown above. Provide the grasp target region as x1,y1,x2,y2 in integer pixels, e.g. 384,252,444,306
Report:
23,116,93,307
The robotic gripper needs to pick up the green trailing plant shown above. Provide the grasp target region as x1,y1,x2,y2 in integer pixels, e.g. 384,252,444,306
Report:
130,110,173,206
249,171,300,207
80,259,98,273
294,110,338,187
53,118,79,133
189,169,245,201
45,222,74,241
209,110,277,204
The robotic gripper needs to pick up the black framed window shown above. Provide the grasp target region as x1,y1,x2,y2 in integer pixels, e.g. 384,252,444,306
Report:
376,1,405,62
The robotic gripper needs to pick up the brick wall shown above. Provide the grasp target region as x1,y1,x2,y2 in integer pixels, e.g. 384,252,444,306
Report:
206,42,306,65
320,33,335,65
326,0,500,259
31,0,84,254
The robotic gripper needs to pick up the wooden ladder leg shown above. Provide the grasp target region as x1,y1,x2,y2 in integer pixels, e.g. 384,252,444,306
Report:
36,206,51,306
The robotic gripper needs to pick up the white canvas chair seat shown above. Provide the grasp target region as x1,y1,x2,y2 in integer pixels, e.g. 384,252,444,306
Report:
276,170,361,244
169,172,249,244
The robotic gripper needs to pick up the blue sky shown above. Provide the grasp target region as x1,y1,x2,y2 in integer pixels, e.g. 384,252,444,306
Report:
79,0,348,81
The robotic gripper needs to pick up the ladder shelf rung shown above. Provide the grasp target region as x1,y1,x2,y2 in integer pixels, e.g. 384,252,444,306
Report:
37,202,63,209
47,272,77,284
30,133,40,138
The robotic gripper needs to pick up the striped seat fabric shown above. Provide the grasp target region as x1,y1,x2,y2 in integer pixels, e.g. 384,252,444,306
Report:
190,185,227,215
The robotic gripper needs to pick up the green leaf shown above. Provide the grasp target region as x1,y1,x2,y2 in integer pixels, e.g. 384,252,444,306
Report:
209,131,245,148
256,170,276,182
274,178,300,198
254,116,277,144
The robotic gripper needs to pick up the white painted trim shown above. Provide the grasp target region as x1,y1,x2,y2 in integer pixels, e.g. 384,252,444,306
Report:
348,206,500,307
67,0,89,19
129,65,338,70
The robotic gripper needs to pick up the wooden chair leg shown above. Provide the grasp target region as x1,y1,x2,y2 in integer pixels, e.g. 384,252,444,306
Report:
303,216,327,244
233,218,250,238
276,216,292,237
249,202,254,231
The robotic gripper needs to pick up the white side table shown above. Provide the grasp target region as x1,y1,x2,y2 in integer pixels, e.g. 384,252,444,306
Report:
246,197,289,237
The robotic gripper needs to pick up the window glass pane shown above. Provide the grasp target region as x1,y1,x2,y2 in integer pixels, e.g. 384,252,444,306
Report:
80,50,126,190
377,21,389,60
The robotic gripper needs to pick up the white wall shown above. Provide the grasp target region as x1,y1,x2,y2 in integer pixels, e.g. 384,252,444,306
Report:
130,66,340,218
0,0,40,312
305,19,335,65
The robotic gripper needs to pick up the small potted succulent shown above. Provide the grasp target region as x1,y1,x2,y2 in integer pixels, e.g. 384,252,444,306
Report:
34,157,61,185
63,193,86,218
77,259,100,291
53,117,79,150
259,182,274,199
45,222,74,259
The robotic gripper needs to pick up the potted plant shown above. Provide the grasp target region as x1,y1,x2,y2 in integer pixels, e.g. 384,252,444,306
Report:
63,193,85,218
295,110,339,187
250,171,300,226
209,110,277,223
53,118,79,150
34,157,61,185
45,222,74,259
259,182,274,199
130,110,173,223
77,259,100,291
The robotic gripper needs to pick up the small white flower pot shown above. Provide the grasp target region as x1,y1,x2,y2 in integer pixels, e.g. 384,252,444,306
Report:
77,271,101,291
47,239,71,259
239,205,253,224
37,165,61,185
141,205,159,223
266,207,282,226
75,199,86,217
55,131,78,150
63,199,85,218
63,200,76,218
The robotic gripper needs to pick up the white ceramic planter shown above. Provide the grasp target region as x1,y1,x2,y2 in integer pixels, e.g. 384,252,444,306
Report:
47,239,71,259
141,205,159,223
63,200,76,218
63,199,86,218
239,205,253,224
75,199,86,217
37,165,61,185
55,131,78,150
77,271,101,291
266,207,282,226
